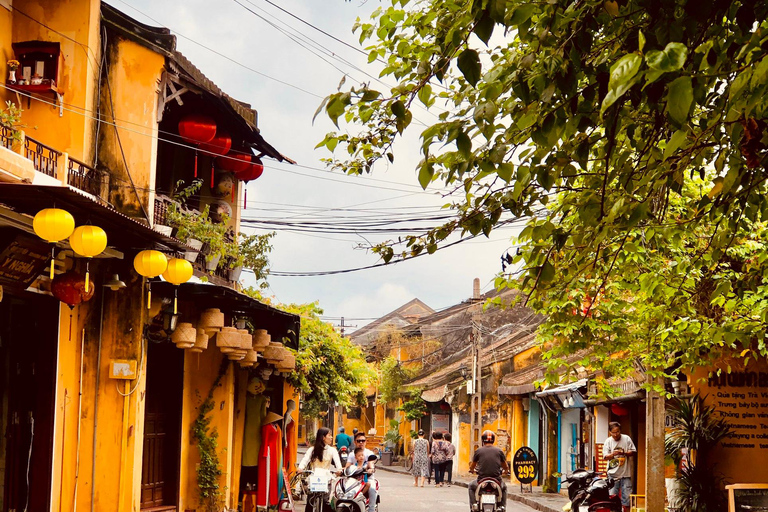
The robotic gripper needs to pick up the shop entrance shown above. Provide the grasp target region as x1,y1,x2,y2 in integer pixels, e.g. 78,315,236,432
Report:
0,292,58,512
140,340,183,509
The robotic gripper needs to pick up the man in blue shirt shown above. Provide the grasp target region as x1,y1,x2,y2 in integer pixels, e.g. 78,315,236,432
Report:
335,426,353,452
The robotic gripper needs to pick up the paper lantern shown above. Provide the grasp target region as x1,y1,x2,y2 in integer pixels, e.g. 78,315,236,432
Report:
33,208,75,280
134,250,168,309
69,225,107,293
199,131,232,156
217,152,251,174
235,160,264,210
51,269,95,340
162,258,193,313
179,115,217,178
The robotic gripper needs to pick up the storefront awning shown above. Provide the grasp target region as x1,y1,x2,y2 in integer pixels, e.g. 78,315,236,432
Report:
498,365,545,395
535,378,588,410
0,183,190,253
421,385,447,403
153,281,300,349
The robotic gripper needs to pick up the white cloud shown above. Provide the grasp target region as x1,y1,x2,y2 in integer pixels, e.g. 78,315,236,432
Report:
335,282,416,322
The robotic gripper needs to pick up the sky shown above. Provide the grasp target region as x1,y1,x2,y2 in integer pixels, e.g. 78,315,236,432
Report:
107,0,522,331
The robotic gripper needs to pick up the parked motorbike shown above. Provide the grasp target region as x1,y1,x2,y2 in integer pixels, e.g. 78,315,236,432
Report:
303,467,338,512
339,446,349,462
471,476,505,512
332,454,380,512
564,469,621,512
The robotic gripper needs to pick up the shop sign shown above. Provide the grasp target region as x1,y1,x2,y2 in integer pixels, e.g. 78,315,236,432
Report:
0,231,50,288
726,484,768,512
512,446,538,484
431,413,450,432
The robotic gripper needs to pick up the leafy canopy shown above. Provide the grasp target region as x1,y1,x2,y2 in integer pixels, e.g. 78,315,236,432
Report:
245,289,377,415
320,0,768,381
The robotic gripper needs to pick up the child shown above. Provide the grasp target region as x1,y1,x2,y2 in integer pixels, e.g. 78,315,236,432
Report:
352,447,372,495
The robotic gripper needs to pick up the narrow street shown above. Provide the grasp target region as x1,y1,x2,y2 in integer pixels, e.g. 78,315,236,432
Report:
294,468,540,512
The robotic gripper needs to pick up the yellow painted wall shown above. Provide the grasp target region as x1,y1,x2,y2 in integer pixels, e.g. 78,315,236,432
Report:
98,34,163,219
1,4,12,107
10,0,100,163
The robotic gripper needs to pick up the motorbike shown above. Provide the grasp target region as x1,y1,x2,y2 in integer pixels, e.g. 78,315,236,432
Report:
339,446,349,462
303,467,338,512
564,469,621,512
471,475,505,512
332,454,380,512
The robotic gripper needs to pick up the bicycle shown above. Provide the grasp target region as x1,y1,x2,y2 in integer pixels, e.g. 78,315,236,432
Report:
288,469,309,502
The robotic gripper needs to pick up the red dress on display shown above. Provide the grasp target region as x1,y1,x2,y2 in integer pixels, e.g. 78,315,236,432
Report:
283,418,296,473
257,422,282,509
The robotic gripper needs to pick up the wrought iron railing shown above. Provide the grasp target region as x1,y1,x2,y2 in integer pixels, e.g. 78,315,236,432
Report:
24,136,60,177
67,157,100,197
0,126,15,150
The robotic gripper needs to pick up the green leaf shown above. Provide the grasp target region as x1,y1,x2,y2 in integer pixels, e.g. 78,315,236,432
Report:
313,96,329,125
474,11,494,45
662,130,687,161
391,100,406,119
645,42,688,73
497,163,513,182
507,4,535,26
417,84,433,107
418,162,434,189
539,261,555,282
667,76,693,124
325,94,348,128
457,49,482,86
456,131,472,157
601,53,642,114
638,31,646,53
489,0,506,23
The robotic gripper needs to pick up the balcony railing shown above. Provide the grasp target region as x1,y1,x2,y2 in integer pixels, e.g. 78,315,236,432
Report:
1,126,15,150
68,157,101,198
24,136,60,177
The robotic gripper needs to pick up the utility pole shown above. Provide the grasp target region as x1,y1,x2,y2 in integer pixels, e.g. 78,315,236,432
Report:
470,320,482,455
334,317,357,337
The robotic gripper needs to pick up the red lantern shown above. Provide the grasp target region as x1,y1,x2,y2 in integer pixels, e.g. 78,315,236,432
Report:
52,269,96,340
217,152,251,173
179,115,217,178
235,161,264,182
610,403,629,416
199,132,231,156
235,160,264,209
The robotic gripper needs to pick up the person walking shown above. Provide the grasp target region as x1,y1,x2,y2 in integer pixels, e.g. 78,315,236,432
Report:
603,422,637,512
410,429,430,487
431,431,450,487
444,432,455,486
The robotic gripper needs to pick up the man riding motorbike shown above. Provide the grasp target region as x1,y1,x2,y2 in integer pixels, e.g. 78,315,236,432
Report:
468,430,509,512
345,432,378,512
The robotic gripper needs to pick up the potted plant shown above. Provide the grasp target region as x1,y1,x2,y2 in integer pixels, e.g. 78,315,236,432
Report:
6,60,19,84
226,231,274,283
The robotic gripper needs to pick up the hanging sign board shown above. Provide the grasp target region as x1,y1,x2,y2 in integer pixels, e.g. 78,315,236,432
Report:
0,230,50,288
512,446,538,484
726,484,768,512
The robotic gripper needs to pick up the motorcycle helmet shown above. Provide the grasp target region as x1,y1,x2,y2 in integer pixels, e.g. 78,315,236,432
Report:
481,430,496,444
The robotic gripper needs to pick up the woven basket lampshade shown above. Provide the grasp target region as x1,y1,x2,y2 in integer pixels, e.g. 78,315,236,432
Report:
227,348,248,361
237,329,253,349
239,349,259,367
171,322,196,349
190,330,209,353
263,342,287,364
200,308,225,336
252,329,271,352
276,351,296,373
216,327,242,354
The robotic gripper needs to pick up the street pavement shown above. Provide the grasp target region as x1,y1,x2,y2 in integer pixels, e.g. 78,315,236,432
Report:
364,469,538,512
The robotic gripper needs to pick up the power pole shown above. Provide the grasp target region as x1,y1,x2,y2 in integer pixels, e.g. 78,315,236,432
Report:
334,317,357,337
470,320,482,455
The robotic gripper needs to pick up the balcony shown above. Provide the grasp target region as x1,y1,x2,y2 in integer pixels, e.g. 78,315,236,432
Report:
1,129,109,203
154,195,240,286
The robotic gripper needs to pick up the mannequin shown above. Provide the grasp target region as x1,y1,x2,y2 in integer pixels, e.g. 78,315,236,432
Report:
242,377,268,469
256,411,283,510
283,399,297,472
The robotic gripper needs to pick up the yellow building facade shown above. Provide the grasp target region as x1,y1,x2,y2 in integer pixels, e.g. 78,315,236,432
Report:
0,2,298,511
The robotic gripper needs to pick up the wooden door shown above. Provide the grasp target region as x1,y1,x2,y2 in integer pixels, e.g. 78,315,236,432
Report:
140,341,183,509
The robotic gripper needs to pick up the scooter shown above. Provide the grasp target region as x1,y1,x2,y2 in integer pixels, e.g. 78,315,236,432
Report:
563,469,621,512
339,446,349,462
332,455,380,512
471,476,505,512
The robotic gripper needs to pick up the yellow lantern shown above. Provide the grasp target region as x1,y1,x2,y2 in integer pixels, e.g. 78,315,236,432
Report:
162,258,193,313
33,208,75,280
69,225,107,293
133,250,168,309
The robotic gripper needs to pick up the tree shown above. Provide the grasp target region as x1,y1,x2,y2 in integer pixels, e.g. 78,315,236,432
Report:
245,289,377,415
319,0,768,382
